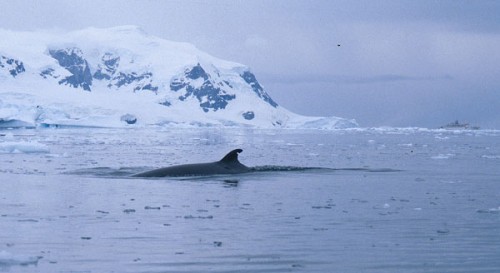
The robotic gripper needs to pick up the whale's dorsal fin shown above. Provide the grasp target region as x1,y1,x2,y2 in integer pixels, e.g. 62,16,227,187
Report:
220,149,243,163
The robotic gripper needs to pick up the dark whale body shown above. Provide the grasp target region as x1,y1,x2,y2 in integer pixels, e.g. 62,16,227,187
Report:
132,149,250,177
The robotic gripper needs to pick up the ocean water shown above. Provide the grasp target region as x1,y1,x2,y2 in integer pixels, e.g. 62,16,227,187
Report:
1,127,499,273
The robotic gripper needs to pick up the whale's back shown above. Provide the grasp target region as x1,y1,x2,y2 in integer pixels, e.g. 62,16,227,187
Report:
132,149,249,177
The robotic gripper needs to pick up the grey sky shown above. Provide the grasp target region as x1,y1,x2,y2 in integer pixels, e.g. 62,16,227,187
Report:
1,0,499,128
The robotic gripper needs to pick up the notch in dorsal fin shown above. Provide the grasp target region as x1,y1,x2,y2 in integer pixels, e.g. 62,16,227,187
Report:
220,149,243,163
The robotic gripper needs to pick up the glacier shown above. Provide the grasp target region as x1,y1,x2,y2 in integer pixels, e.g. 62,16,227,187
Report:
0,26,357,129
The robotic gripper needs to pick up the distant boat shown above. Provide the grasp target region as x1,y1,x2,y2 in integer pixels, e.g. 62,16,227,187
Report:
440,120,480,130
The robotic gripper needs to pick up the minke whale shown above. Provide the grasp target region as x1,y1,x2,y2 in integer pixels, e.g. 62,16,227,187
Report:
132,149,250,177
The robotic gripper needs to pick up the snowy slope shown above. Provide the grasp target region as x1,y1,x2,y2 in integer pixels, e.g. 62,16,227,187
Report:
0,26,357,129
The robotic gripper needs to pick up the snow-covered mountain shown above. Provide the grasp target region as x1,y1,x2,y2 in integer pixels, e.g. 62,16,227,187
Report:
0,26,357,129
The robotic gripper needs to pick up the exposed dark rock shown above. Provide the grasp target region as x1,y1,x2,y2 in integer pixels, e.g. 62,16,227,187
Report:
93,52,158,93
49,48,93,91
113,72,158,92
240,71,278,107
40,68,56,79
93,53,120,80
0,55,26,77
120,114,137,124
242,111,255,120
159,100,171,107
171,63,236,112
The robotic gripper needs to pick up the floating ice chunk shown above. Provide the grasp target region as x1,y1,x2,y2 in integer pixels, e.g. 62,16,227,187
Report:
398,143,413,147
434,135,449,140
0,141,49,154
286,142,303,146
0,250,42,267
482,155,500,159
373,203,391,209
477,207,500,214
431,153,454,159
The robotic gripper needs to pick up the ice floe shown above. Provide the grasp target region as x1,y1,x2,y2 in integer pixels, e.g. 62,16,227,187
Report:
0,140,49,153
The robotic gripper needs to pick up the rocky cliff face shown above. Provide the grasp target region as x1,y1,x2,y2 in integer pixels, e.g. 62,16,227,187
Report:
48,48,93,91
171,63,236,112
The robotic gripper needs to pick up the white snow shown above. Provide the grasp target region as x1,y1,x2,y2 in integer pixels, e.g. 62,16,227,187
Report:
0,26,357,130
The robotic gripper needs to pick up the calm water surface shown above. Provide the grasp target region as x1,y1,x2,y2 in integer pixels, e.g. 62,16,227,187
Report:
1,128,499,272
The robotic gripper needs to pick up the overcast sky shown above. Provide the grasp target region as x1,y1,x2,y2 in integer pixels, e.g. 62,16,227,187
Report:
1,0,499,128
